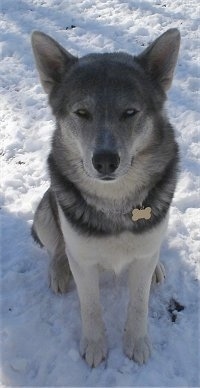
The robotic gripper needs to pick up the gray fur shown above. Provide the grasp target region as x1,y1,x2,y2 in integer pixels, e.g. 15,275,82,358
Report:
31,29,180,366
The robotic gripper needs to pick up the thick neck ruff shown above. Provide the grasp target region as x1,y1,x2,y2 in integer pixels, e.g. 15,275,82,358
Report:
48,153,178,236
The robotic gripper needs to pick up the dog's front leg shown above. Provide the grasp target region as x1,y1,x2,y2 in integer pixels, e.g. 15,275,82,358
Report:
68,255,107,367
123,253,158,364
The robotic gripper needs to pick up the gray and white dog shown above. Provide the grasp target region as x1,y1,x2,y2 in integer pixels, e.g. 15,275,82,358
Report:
31,29,180,367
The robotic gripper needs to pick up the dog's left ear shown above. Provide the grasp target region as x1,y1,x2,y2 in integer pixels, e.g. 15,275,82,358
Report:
136,29,180,92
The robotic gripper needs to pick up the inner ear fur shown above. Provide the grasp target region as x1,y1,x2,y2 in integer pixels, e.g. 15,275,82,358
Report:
31,31,78,94
136,28,180,91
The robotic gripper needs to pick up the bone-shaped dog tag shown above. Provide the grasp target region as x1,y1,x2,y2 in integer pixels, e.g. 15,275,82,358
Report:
132,207,152,221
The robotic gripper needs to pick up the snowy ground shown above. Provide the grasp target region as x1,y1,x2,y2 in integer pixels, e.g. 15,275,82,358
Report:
1,0,200,386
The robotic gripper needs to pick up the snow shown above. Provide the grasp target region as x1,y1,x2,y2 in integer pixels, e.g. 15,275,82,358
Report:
1,0,200,386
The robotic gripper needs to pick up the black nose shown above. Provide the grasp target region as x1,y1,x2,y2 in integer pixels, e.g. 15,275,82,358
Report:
92,151,120,175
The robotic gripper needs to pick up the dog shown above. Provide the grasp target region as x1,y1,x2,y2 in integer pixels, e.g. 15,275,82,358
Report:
31,28,180,367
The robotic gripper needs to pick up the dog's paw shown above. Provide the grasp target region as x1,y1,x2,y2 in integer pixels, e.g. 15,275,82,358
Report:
80,336,107,367
151,262,166,286
49,258,71,294
123,333,152,365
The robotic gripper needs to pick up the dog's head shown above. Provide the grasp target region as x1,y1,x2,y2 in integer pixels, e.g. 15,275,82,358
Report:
31,29,180,196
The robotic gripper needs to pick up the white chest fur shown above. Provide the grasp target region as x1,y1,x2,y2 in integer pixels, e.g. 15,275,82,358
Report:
58,205,169,274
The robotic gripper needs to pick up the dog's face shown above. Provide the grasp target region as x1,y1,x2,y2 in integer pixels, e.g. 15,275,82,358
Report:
31,29,180,189
57,57,163,182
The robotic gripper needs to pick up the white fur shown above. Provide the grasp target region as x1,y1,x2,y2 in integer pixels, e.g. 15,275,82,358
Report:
58,204,168,366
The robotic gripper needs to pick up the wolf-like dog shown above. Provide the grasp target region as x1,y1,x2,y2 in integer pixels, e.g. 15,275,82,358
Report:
31,29,180,367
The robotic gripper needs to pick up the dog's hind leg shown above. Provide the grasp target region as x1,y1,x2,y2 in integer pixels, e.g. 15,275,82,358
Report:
152,262,166,285
32,189,71,293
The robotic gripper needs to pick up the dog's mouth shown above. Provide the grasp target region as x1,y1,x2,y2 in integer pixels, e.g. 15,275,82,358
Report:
82,161,118,182
99,175,116,181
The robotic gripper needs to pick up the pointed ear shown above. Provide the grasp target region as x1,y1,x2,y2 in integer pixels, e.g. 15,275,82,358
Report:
31,31,78,94
136,29,180,92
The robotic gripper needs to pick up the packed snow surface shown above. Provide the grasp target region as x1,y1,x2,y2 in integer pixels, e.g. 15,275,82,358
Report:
1,0,200,386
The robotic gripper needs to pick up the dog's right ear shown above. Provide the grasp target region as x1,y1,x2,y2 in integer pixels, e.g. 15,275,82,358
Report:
31,31,78,94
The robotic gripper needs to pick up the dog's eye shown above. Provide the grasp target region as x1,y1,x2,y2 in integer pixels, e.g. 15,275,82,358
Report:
122,109,139,119
75,109,90,119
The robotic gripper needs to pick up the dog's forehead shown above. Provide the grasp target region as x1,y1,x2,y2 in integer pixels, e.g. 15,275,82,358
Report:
69,56,140,88
65,55,146,104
